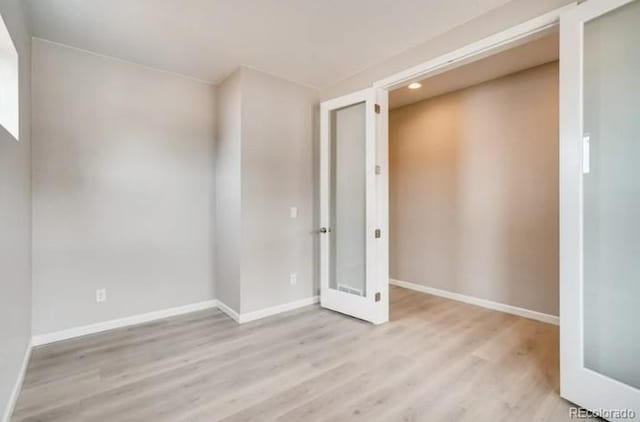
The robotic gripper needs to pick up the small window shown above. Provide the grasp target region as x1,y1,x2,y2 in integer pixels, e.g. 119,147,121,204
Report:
0,13,19,141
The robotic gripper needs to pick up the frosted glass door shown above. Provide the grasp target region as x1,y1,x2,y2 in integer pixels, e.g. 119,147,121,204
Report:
560,0,640,418
582,0,640,390
330,102,367,297
319,88,388,324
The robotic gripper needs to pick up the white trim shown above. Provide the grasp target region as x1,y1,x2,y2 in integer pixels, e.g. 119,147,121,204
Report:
390,279,559,325
2,340,32,422
373,3,576,90
216,300,241,323
320,87,371,111
31,300,218,346
30,295,320,347
374,88,390,325
239,296,319,324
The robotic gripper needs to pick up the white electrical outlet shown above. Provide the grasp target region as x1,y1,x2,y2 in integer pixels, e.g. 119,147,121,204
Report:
290,272,297,286
96,288,107,303
290,207,298,219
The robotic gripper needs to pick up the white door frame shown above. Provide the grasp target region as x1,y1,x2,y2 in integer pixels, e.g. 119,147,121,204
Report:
372,4,575,91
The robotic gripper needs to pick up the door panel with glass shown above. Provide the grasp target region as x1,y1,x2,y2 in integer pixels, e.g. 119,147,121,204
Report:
320,88,388,324
560,0,640,418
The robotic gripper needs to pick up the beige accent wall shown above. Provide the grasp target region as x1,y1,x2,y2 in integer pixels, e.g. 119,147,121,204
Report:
390,62,559,316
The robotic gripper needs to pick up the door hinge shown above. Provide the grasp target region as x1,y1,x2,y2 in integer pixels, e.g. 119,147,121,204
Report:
375,229,381,239
374,104,381,114
375,292,381,302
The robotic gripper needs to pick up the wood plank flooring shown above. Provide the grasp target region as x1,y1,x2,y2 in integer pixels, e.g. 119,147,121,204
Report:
12,286,585,421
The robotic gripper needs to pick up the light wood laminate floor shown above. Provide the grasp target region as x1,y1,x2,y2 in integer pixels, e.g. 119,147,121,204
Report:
13,286,584,421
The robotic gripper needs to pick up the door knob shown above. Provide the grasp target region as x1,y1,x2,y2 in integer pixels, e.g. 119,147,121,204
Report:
319,227,329,233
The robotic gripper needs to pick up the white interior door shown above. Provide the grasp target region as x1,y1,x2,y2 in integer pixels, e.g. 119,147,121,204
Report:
560,0,640,419
320,88,388,324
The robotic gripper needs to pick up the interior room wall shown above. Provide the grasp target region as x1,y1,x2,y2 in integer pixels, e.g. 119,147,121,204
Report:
0,0,32,418
215,69,242,312
215,67,319,316
239,67,318,314
389,62,559,316
31,39,217,336
320,0,572,100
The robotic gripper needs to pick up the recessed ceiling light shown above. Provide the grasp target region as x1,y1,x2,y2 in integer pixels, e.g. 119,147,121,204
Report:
408,82,422,90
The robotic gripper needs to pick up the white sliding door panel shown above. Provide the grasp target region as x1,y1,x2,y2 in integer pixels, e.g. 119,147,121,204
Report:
560,0,640,419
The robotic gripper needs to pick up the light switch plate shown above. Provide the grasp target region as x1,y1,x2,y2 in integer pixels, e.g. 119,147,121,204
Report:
290,207,298,219
96,288,107,303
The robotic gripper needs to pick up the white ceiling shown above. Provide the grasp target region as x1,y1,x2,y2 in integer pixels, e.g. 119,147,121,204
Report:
389,31,559,109
25,0,511,89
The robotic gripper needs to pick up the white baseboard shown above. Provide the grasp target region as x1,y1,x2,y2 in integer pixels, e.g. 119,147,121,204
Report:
31,294,321,347
216,300,241,323
180,296,319,325
31,300,218,346
3,295,316,419
390,279,559,325
2,340,32,422
239,296,319,324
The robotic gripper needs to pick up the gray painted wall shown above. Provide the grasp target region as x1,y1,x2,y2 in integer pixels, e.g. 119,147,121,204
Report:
31,39,217,335
0,0,32,418
389,62,559,316
215,67,319,315
239,67,318,314
320,0,573,100
215,69,242,312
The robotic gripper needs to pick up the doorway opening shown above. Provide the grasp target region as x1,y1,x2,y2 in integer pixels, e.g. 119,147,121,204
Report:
374,26,565,416
319,0,640,415
318,7,567,326
386,29,561,325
